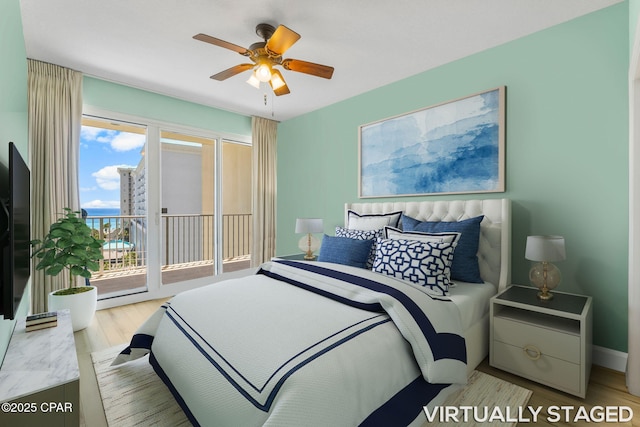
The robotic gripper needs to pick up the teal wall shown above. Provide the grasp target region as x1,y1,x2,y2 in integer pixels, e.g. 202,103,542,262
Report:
83,77,251,137
0,0,29,364
0,0,28,163
277,4,630,352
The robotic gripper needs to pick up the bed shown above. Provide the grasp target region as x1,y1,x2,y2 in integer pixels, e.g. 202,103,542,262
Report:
345,199,512,373
113,198,511,427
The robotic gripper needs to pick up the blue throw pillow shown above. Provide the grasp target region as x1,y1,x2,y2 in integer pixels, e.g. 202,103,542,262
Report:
401,214,484,283
335,227,382,269
318,235,374,269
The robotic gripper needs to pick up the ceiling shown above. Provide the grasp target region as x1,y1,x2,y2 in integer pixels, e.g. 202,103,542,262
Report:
19,0,621,122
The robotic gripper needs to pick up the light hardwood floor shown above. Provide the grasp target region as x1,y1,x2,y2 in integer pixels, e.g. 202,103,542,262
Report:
76,298,640,427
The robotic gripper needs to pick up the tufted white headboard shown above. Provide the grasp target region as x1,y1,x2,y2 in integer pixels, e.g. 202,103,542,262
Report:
345,199,511,291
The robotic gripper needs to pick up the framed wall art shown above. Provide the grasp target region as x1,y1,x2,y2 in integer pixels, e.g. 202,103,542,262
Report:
359,86,505,198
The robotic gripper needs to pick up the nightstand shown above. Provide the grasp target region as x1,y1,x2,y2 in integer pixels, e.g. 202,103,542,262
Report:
275,254,315,261
489,285,592,398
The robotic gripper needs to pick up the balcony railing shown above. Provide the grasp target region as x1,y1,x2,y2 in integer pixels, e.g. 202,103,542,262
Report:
85,213,252,277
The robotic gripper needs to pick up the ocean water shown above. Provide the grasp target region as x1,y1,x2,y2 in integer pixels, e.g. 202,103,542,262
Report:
83,208,120,217
83,208,121,231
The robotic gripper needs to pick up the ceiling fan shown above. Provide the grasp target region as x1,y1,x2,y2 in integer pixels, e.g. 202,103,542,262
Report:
193,23,334,96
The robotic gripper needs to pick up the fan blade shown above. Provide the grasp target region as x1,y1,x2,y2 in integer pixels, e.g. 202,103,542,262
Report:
265,25,300,56
282,59,334,79
210,64,254,81
193,33,249,56
273,82,290,96
269,69,290,96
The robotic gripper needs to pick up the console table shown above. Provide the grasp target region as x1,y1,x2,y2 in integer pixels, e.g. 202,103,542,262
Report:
0,309,79,426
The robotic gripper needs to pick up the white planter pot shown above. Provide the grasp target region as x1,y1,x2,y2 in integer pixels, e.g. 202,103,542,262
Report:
48,286,97,332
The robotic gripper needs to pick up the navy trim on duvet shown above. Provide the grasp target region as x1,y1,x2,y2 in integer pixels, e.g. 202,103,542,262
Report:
359,376,449,427
150,352,201,427
257,268,384,312
118,333,154,355
163,304,391,412
272,260,465,363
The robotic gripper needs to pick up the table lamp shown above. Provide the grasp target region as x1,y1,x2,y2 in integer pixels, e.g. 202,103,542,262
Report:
295,218,323,260
525,235,566,301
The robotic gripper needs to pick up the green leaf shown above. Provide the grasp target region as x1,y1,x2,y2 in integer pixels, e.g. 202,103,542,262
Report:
46,265,64,276
41,250,56,265
86,261,100,271
77,268,92,279
58,221,76,232
71,235,86,245
50,228,71,239
70,266,86,277
56,238,75,249
65,256,82,265
71,247,87,257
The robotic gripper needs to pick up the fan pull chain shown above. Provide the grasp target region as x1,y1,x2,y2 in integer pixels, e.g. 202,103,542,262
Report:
264,94,267,106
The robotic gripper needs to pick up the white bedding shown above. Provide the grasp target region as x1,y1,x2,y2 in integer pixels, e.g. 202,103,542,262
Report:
448,281,497,331
114,260,469,426
113,199,511,426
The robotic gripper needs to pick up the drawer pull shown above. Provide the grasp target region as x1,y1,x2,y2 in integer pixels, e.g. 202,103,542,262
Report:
523,345,541,360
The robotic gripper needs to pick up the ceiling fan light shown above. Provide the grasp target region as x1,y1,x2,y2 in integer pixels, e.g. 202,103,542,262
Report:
256,63,272,82
246,72,261,89
270,70,286,90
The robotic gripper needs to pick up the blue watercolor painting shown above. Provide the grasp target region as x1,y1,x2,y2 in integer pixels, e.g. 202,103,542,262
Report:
359,87,505,197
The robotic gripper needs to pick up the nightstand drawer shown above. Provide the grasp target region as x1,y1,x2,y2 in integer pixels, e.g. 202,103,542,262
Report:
494,316,580,364
493,341,581,395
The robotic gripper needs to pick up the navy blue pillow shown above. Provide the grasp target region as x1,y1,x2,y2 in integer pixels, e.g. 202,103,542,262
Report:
401,214,484,283
318,235,374,269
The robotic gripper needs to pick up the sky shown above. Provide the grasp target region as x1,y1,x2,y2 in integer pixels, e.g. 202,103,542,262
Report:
79,126,145,209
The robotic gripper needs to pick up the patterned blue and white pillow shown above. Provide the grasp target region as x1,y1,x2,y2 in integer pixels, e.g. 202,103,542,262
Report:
372,237,456,296
335,226,382,269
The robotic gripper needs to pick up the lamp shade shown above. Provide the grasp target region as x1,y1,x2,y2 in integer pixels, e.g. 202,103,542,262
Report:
525,235,566,262
295,218,324,234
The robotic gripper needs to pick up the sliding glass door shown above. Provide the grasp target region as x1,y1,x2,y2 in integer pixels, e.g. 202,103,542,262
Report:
81,111,252,305
159,132,253,282
80,116,148,298
220,140,252,273
159,131,217,284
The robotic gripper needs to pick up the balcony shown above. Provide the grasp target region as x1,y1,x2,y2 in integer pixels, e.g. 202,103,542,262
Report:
85,213,252,298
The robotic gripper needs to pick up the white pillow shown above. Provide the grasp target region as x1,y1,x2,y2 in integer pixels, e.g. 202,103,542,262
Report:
383,226,461,245
347,210,402,231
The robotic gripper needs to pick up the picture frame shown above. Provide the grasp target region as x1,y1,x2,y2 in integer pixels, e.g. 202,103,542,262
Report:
359,86,505,198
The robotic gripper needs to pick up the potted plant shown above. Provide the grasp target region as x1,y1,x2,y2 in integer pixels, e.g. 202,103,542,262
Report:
31,208,104,331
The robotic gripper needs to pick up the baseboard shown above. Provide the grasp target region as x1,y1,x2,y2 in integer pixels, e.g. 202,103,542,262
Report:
593,345,628,372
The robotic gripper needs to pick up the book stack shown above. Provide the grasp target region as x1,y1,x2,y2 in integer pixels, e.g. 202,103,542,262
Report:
25,311,58,332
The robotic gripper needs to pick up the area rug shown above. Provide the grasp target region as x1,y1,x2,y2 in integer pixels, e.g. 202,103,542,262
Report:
92,344,531,427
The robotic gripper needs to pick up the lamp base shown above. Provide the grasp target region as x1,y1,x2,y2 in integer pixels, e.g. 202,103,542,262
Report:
530,262,560,302
298,234,320,261
537,289,554,301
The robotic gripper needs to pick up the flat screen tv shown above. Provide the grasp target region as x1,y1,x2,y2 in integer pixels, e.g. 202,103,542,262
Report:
1,142,31,320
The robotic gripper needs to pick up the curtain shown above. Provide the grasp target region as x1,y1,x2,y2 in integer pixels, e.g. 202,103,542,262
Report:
28,59,83,312
251,116,278,267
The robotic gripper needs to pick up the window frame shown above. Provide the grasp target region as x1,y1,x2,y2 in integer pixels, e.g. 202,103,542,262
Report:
82,106,252,310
